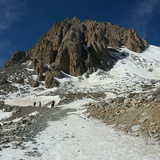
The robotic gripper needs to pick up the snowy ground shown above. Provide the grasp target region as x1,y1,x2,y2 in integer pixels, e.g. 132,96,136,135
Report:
0,45,160,159
0,110,13,121
5,95,61,108
1,98,160,160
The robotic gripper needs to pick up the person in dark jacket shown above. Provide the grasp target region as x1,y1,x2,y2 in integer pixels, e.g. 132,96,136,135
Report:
51,100,55,108
33,102,36,107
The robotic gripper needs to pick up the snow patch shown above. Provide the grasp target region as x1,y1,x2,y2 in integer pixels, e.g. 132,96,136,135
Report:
28,111,38,116
0,110,13,121
131,125,141,132
4,95,61,107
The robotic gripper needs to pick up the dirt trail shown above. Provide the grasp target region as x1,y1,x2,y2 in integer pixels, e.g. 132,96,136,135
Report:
0,105,76,148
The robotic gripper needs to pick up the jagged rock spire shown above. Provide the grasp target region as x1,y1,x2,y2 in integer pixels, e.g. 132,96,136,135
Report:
5,18,148,76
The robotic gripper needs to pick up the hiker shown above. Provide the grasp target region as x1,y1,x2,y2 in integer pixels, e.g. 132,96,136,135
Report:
51,100,55,108
39,101,41,107
33,102,36,107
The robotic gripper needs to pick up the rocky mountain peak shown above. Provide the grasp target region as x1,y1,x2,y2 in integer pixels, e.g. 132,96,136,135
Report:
4,17,147,77
26,17,147,76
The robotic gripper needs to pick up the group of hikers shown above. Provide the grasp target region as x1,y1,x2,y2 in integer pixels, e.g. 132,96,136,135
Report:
33,100,55,108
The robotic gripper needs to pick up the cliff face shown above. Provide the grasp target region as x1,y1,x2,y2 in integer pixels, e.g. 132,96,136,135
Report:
4,18,147,76
27,17,147,76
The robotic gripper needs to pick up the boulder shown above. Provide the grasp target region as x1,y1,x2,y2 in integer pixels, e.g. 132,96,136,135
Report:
0,77,7,85
14,77,24,84
4,51,29,68
51,69,63,78
30,80,39,88
45,71,59,88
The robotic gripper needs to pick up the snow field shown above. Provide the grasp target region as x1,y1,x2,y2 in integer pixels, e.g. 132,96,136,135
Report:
0,45,160,159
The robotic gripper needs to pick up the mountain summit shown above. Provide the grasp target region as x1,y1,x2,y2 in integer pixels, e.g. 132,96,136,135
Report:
27,17,147,76
4,17,147,76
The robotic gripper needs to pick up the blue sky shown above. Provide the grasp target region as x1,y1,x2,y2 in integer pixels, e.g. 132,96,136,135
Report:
0,0,160,68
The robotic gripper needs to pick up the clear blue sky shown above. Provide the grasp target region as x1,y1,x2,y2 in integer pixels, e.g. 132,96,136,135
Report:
0,0,160,68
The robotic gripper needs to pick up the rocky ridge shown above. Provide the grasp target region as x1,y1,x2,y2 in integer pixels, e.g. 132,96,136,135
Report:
1,18,148,89
27,17,147,76
0,18,159,155
86,88,160,142
4,17,147,78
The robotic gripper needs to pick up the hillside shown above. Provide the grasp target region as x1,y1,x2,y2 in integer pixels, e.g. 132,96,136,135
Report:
0,18,160,159
4,18,147,77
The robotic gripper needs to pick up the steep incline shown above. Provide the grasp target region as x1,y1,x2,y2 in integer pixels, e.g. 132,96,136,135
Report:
26,17,147,76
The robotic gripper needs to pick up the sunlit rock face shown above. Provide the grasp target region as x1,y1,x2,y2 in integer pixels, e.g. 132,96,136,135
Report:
4,50,29,68
23,17,148,76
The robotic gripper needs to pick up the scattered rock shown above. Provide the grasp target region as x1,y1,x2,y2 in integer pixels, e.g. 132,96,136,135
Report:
14,77,24,84
86,89,160,142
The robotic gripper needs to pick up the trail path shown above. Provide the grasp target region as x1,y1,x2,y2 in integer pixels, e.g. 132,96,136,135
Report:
1,101,160,160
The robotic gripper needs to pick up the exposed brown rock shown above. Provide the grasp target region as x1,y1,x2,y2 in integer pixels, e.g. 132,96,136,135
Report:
27,17,147,76
4,51,29,68
49,63,63,78
86,88,160,141
36,61,44,81
31,58,38,69
45,71,59,88
30,80,39,88
51,69,63,79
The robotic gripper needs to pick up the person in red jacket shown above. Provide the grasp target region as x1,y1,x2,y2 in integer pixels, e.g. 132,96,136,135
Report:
51,100,55,108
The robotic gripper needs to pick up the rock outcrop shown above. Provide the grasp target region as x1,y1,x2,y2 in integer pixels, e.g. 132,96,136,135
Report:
45,71,59,88
4,51,29,68
0,77,7,85
27,17,147,76
30,80,40,88
35,61,45,81
86,87,160,141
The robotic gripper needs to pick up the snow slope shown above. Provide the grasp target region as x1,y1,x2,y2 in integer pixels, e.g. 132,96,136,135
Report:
1,45,160,103
1,98,160,160
0,45,160,159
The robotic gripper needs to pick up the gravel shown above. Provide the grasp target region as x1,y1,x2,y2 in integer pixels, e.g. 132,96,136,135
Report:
0,106,76,148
